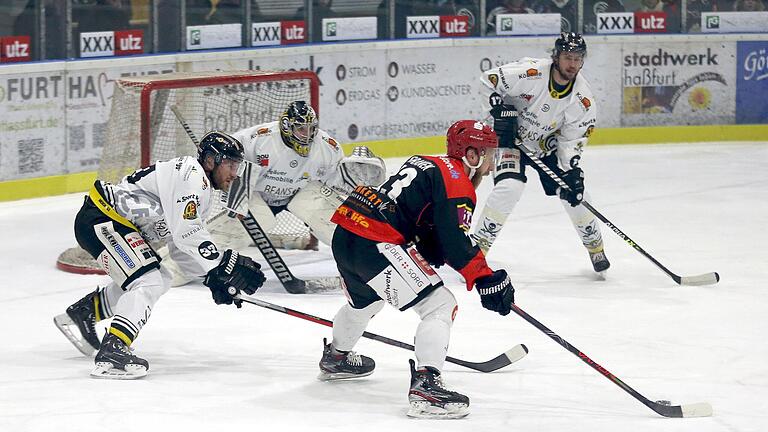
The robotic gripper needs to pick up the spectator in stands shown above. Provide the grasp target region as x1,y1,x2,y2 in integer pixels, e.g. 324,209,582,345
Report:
188,0,243,25
486,0,533,35
441,0,480,35
531,0,577,32
735,0,764,10
639,0,665,10
661,0,681,32
0,0,30,36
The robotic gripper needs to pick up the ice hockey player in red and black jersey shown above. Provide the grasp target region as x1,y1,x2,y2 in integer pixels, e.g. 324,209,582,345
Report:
320,120,515,419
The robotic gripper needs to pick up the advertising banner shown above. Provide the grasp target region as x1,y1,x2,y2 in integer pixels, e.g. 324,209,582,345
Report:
65,64,176,173
406,16,440,39
321,17,378,42
252,21,307,47
186,24,242,50
80,30,144,58
0,36,32,63
621,43,735,126
736,41,768,124
0,72,66,180
494,14,560,36
634,12,667,33
701,12,768,33
596,13,635,34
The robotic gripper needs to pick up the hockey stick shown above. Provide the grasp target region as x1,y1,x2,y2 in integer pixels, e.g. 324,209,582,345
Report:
510,303,712,417
515,145,719,286
236,293,529,373
239,211,341,294
169,105,339,295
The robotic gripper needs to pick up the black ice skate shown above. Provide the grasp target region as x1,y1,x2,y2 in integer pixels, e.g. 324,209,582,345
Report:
53,289,101,356
407,359,469,419
318,338,375,381
90,333,149,380
590,250,611,279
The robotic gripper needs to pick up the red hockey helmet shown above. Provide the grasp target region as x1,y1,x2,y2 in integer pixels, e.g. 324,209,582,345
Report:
446,120,498,160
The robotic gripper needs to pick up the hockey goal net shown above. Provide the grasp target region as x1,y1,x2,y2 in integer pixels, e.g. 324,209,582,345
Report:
57,70,320,275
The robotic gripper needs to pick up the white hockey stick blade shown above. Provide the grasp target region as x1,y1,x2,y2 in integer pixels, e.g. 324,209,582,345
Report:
302,277,343,294
679,272,720,286
681,402,714,418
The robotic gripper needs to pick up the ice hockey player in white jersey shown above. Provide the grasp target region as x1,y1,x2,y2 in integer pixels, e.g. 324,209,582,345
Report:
53,131,266,379
473,32,610,277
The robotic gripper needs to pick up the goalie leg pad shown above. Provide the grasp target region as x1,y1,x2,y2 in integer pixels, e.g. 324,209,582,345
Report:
287,180,344,246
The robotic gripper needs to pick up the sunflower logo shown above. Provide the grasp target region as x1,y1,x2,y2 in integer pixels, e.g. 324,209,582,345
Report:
688,87,711,111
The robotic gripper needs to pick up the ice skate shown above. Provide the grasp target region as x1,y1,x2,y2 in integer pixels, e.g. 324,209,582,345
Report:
590,250,610,279
318,338,375,381
90,333,149,380
407,359,469,419
53,289,101,356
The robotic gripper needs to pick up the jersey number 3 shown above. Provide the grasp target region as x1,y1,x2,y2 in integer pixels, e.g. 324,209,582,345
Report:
380,167,418,202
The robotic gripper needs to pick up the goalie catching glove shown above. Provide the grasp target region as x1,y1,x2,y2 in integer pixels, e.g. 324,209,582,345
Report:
559,167,585,207
204,249,266,307
476,269,515,316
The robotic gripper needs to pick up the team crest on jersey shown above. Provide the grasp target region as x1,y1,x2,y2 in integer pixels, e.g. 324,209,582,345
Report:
456,204,473,232
488,74,499,88
256,154,269,167
183,201,198,220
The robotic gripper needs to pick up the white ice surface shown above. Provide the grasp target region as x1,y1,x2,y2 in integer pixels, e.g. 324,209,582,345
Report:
1,143,766,431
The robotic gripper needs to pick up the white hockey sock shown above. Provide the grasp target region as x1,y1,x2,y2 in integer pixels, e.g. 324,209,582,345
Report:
562,194,604,252
332,301,385,352
473,179,524,254
411,287,457,371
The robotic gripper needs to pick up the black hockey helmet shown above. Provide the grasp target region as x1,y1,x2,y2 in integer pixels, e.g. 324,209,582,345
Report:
553,32,587,59
279,101,318,157
198,131,245,165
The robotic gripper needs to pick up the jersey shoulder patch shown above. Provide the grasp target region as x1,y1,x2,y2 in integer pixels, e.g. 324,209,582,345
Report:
423,156,476,201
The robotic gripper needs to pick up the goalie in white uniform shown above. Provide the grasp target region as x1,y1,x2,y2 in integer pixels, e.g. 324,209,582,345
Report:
473,32,610,276
54,132,266,379
205,101,386,258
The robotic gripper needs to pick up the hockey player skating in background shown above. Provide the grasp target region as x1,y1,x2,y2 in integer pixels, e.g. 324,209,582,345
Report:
473,32,610,276
320,120,515,419
54,132,266,379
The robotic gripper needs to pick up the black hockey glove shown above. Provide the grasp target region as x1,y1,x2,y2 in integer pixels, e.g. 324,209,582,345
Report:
489,92,518,148
476,270,515,316
204,249,266,307
559,168,585,207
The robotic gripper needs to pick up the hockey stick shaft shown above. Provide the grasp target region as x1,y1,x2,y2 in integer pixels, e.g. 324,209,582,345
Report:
510,303,711,417
240,211,310,294
516,146,718,286
170,105,200,147
236,293,526,373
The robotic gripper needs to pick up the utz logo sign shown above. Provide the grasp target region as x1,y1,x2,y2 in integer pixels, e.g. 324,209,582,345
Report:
281,21,306,44
635,11,667,33
440,15,470,37
115,30,144,55
0,35,31,63
736,41,768,124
